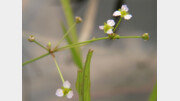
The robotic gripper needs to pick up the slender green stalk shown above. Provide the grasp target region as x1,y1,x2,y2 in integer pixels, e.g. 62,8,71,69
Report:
54,22,77,50
34,40,49,51
22,35,143,66
22,53,50,66
113,17,122,32
57,43,88,52
119,36,142,38
55,37,109,52
52,56,65,83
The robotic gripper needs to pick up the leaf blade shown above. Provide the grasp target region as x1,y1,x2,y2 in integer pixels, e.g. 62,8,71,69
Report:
60,22,83,70
82,49,93,101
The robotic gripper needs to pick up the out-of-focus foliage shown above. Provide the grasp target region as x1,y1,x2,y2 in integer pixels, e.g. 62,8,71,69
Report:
59,0,83,70
149,83,157,101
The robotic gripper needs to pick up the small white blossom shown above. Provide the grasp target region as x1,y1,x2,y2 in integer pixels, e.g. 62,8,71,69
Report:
99,25,104,30
66,91,74,99
124,14,132,20
113,4,132,20
121,5,129,12
107,19,115,26
56,89,64,97
56,80,73,99
113,11,121,16
99,19,115,34
107,29,113,34
63,81,71,89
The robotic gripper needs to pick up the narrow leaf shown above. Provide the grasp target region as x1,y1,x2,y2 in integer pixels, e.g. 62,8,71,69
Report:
60,22,83,70
59,0,78,43
82,49,93,101
76,70,83,101
59,0,83,70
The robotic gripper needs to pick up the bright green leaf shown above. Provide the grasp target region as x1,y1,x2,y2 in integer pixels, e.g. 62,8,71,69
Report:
82,49,93,101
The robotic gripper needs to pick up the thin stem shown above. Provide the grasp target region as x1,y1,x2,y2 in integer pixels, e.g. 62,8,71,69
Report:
120,36,142,39
52,56,65,83
54,22,76,50
55,37,109,52
22,53,50,66
22,35,143,66
57,43,88,52
113,17,122,32
34,40,49,51
119,36,142,38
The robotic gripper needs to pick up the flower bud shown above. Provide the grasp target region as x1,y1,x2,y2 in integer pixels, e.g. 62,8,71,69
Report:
47,41,51,49
75,16,82,23
28,35,35,42
142,33,149,41
114,34,120,39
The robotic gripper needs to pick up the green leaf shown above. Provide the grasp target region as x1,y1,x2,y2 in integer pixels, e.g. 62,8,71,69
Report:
59,0,78,43
59,0,83,70
82,49,93,101
149,83,157,101
60,22,83,70
76,70,83,101
76,49,93,101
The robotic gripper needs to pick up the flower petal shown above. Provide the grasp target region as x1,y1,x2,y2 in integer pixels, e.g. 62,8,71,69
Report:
56,89,64,97
106,29,113,34
66,91,73,99
113,11,121,17
121,5,129,12
124,14,132,20
63,81,71,88
107,20,115,26
99,25,104,30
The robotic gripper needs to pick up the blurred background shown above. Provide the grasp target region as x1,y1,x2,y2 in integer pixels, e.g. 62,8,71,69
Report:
22,0,157,101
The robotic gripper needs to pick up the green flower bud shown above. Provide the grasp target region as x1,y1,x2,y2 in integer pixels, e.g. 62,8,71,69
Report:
142,33,149,40
48,41,51,47
114,34,120,39
28,35,35,42
75,16,82,23
47,41,51,49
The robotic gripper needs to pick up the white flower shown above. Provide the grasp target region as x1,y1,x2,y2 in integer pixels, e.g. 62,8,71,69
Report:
56,89,64,97
99,19,115,34
107,19,115,26
121,5,129,12
113,11,121,16
106,29,113,34
99,25,104,30
55,80,73,99
66,91,74,99
124,14,132,20
63,81,71,89
113,4,132,20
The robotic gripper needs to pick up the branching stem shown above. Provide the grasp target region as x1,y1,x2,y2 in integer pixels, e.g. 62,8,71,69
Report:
54,22,76,50
23,35,142,66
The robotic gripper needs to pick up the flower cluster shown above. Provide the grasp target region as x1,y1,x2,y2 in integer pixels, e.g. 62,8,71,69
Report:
99,5,132,35
113,5,132,20
56,81,74,99
99,20,115,34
